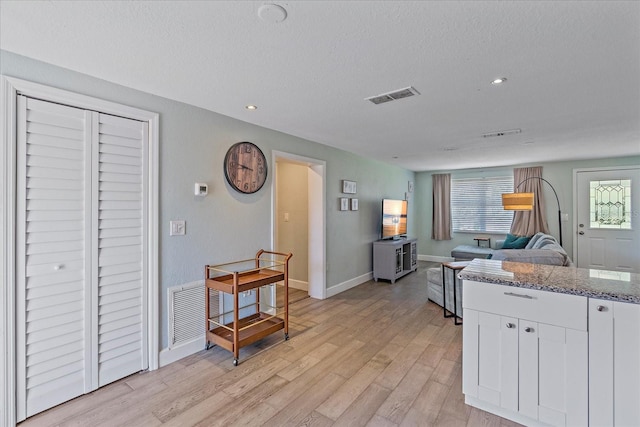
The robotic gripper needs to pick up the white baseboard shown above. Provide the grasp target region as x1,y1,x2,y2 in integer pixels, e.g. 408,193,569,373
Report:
159,336,204,367
419,254,454,263
289,279,308,291
326,272,373,298
465,396,544,427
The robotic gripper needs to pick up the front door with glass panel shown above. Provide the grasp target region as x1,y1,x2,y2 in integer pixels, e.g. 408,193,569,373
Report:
576,168,640,272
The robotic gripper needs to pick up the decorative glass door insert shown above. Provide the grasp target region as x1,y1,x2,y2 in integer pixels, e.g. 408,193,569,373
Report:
589,179,631,229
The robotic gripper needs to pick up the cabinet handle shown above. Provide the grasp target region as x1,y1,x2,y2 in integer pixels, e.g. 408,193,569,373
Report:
504,292,534,300
596,305,607,312
524,326,534,333
505,323,515,329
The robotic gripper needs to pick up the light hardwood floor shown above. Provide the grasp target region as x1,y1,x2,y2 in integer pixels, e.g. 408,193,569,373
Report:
19,262,522,427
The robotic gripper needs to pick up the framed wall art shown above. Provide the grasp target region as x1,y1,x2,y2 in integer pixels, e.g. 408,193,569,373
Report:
342,180,357,194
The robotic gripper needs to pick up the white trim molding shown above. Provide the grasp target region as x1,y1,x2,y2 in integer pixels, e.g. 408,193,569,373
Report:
289,279,309,291
325,272,373,298
271,151,327,300
159,337,205,368
1,74,19,427
1,76,160,423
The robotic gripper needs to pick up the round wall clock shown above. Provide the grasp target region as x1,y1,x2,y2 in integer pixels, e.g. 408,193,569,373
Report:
223,142,268,194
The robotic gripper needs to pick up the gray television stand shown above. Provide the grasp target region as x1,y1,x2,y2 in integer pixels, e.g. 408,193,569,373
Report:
373,237,418,283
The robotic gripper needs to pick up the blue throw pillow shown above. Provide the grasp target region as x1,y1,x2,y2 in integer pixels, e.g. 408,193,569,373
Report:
502,233,531,249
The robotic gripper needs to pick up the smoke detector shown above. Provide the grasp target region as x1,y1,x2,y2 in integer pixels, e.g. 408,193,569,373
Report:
365,86,420,105
258,4,287,23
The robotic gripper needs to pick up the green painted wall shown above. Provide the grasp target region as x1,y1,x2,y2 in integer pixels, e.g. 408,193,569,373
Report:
1,50,415,349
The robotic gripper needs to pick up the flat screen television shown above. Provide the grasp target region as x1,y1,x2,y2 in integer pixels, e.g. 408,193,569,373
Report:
381,199,408,239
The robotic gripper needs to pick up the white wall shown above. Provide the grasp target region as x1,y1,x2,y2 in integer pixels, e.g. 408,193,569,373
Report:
0,50,416,349
415,156,640,259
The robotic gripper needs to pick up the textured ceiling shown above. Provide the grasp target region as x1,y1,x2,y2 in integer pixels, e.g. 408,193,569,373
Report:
1,1,639,171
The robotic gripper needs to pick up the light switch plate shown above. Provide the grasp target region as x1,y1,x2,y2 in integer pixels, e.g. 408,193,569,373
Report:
170,220,186,236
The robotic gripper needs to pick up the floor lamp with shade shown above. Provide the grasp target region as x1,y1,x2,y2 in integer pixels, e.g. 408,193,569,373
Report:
501,177,563,247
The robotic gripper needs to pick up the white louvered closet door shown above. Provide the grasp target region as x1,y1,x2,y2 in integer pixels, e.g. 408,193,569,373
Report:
16,96,93,419
16,96,148,420
95,112,148,387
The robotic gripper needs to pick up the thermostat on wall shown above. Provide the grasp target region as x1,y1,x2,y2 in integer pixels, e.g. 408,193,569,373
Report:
194,182,208,196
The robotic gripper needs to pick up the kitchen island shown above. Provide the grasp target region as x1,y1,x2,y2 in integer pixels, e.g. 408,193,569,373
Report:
459,259,639,427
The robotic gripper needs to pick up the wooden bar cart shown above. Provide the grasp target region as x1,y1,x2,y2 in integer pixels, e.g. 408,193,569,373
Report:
204,250,292,366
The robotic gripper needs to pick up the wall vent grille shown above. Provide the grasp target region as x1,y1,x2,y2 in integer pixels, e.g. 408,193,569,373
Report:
365,86,420,105
482,128,522,138
168,281,221,348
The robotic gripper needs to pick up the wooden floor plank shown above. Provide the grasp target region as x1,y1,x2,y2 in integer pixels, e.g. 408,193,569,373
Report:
159,390,235,427
375,362,434,424
332,383,392,427
400,379,450,426
261,372,345,427
194,376,290,427
316,359,388,421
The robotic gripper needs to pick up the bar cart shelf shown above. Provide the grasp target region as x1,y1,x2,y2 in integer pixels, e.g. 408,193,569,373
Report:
205,250,292,366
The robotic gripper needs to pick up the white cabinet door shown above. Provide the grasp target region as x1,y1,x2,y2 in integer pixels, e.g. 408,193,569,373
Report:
535,323,588,427
589,299,640,426
462,309,518,410
589,299,614,426
613,301,640,426
518,320,538,420
464,310,587,427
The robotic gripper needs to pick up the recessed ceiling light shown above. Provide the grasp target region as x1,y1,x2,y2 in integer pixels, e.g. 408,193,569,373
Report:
491,77,507,85
245,105,258,110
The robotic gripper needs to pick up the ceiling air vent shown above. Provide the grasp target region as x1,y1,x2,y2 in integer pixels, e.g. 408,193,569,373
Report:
365,86,420,105
482,129,522,138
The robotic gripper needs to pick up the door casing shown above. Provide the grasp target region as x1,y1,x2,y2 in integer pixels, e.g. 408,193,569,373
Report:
1,76,160,426
271,151,326,299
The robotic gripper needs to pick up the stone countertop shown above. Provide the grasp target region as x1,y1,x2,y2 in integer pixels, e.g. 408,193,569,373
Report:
458,258,640,304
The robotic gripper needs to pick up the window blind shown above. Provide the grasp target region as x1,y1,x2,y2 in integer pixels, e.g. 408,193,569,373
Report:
451,176,514,233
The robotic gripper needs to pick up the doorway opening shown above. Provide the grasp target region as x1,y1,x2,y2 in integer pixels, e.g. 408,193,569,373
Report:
272,151,326,301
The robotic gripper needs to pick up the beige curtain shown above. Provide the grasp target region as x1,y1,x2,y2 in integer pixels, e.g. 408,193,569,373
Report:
510,166,550,236
432,173,452,240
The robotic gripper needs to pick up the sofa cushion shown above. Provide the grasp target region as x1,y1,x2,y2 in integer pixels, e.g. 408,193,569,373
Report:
490,248,569,266
525,232,546,249
502,233,531,249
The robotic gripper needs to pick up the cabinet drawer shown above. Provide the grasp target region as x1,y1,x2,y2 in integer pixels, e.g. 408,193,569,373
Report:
463,280,587,331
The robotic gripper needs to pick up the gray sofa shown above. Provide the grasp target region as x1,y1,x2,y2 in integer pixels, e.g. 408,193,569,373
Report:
451,232,572,266
427,233,571,314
